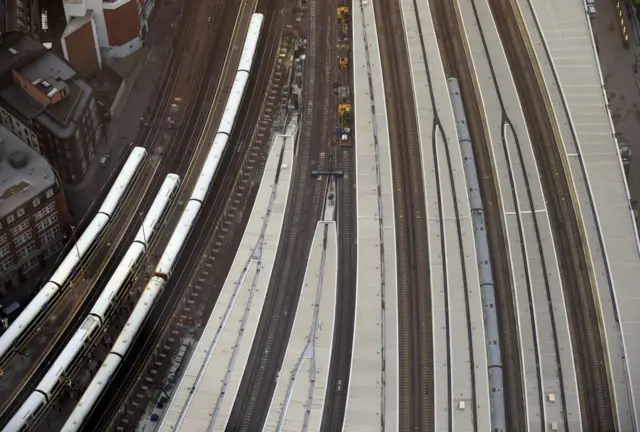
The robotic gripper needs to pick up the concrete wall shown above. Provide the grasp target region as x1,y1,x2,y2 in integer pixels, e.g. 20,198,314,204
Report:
62,18,100,77
104,0,139,47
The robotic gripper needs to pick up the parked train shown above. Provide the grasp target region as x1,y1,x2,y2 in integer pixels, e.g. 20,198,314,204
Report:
448,78,506,432
60,13,265,432
2,174,181,432
0,148,148,363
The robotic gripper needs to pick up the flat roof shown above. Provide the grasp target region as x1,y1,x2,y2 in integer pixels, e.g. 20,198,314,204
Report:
0,33,44,77
450,0,584,427
344,2,399,430
263,221,337,430
0,34,93,139
519,0,640,428
0,125,56,218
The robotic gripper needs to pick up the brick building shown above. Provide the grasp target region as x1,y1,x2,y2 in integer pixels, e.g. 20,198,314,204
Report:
0,125,71,294
0,32,104,185
61,0,155,70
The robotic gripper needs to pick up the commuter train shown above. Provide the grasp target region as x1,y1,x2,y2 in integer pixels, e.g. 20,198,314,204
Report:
448,78,506,432
0,147,148,363
60,13,265,432
3,174,180,432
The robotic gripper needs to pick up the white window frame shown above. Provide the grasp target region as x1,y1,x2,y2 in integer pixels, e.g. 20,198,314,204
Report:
16,208,25,217
6,214,14,224
45,189,54,199
32,197,40,207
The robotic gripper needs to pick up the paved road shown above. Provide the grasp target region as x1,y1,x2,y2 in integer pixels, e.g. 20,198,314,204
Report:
593,2,640,215
64,0,185,219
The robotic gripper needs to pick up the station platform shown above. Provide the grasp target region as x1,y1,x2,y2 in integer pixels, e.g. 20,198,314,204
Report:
157,124,296,432
397,0,492,429
343,1,399,431
455,0,583,428
263,219,338,431
516,0,640,428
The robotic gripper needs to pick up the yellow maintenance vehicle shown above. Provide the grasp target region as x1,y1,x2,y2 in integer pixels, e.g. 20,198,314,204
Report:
338,103,352,126
339,57,349,69
337,103,353,147
337,6,350,42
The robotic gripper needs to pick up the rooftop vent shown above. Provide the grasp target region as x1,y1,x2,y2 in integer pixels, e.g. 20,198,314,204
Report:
8,48,17,55
9,151,28,169
41,81,51,88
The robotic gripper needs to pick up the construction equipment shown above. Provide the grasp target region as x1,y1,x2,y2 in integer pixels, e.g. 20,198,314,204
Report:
339,57,349,69
337,6,350,42
338,103,352,126
337,6,349,22
337,103,353,147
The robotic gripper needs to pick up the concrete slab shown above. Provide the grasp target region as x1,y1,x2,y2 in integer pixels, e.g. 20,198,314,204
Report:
456,0,582,428
263,221,338,432
157,130,295,432
399,0,491,429
343,1,399,431
515,0,640,428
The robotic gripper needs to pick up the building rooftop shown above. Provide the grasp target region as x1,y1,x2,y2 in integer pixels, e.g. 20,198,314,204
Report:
0,33,93,139
0,33,44,77
0,125,56,218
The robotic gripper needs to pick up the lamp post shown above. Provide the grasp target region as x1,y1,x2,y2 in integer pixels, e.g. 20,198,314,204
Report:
70,225,83,280
139,213,150,274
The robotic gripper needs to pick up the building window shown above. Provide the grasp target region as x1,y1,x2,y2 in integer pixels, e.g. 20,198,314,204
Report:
33,197,41,207
45,189,54,199
14,230,33,247
36,213,58,232
0,256,12,273
40,225,61,244
0,234,6,245
22,257,39,273
6,214,14,224
16,208,25,217
18,241,36,259
0,244,10,258
10,220,29,236
34,202,56,221
44,241,62,259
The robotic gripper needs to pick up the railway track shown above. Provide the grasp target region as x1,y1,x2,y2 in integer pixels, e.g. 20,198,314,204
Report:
372,0,432,430
427,0,523,428
226,0,331,429
77,2,257,430
320,0,356,428
0,0,212,420
320,146,355,432
23,0,247,428
486,0,613,429
73,2,288,429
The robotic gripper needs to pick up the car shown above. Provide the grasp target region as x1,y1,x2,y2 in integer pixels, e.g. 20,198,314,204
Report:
100,154,111,166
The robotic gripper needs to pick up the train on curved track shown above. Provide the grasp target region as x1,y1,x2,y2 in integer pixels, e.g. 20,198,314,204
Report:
0,147,148,364
58,13,265,432
448,77,506,431
3,174,181,432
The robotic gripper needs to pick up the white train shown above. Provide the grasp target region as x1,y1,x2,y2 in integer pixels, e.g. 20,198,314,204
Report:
60,13,265,432
0,147,148,363
2,174,180,432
